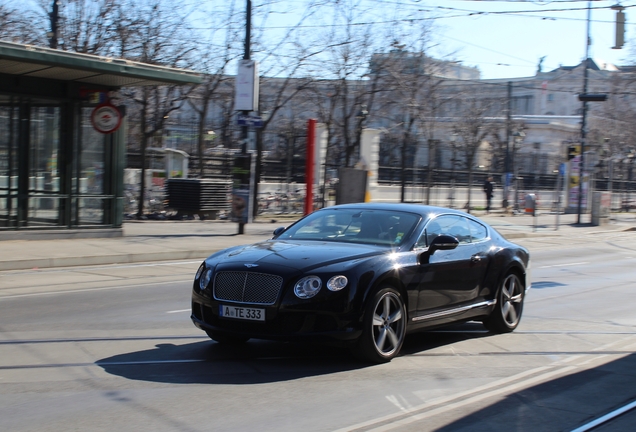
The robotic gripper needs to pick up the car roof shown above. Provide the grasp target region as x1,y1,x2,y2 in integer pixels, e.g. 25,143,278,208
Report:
323,202,469,219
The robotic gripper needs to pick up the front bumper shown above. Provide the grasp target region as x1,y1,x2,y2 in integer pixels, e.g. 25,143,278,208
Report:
191,294,362,342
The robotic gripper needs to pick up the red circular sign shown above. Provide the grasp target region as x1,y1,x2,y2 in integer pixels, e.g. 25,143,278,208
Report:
91,102,122,134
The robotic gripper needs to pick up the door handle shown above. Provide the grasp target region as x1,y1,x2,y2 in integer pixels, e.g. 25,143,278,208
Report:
471,254,485,262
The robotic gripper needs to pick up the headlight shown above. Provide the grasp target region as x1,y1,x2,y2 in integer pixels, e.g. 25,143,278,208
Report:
327,275,348,291
199,268,213,291
294,276,322,299
195,263,205,281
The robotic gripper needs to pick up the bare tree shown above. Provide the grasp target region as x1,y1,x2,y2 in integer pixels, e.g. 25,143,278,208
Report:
186,0,243,177
241,1,322,216
114,0,196,218
452,89,492,213
305,0,386,169
487,119,526,175
54,0,116,54
0,1,45,44
370,12,447,204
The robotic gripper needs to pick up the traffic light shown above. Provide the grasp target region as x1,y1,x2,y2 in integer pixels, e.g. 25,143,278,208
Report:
567,145,580,160
612,5,625,49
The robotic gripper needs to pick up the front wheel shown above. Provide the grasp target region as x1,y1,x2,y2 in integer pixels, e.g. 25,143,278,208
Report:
484,272,525,333
353,287,406,363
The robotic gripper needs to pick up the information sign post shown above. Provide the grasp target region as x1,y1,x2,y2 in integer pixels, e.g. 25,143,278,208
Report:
232,154,252,234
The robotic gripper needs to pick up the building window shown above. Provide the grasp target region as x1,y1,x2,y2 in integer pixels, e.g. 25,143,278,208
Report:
547,94,554,102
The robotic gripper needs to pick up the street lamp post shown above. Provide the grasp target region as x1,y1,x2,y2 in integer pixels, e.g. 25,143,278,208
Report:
449,133,457,208
512,132,525,213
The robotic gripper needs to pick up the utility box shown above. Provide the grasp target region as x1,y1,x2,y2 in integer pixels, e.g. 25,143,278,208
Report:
336,168,368,204
165,148,189,179
591,191,611,226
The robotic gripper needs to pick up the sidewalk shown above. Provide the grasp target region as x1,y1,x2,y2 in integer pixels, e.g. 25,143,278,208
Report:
0,211,634,272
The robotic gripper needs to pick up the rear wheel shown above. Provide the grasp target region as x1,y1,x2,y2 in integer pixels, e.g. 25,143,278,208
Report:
353,287,406,363
205,330,250,345
484,272,525,333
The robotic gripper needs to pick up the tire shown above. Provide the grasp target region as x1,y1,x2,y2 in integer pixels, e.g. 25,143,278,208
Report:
205,330,250,345
353,286,407,363
484,272,525,333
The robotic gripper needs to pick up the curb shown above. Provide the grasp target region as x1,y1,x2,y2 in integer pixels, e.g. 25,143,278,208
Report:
0,249,217,271
3,226,632,272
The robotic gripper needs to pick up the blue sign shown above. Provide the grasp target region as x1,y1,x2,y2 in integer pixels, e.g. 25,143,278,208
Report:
503,172,513,187
559,162,566,176
237,114,263,128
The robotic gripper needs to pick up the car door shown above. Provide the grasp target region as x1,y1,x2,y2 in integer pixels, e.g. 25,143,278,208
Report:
464,217,492,299
411,215,487,312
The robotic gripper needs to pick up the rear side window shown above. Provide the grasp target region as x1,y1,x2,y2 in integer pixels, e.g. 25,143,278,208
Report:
417,214,471,247
468,219,488,242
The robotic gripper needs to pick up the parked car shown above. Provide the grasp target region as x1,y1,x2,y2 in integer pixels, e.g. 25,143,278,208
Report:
191,203,531,363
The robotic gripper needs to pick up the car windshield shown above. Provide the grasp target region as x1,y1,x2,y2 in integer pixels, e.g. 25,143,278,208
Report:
276,208,420,246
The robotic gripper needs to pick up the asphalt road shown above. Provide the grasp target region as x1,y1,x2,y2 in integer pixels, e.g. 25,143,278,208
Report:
1,231,636,431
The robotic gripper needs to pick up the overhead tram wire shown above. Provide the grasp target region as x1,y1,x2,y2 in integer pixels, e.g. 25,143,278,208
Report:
183,2,636,31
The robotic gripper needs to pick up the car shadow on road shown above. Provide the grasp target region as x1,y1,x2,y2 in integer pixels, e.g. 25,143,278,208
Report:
96,322,490,385
97,339,363,385
400,321,493,357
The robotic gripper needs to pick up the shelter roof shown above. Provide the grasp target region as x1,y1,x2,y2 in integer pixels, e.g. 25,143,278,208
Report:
0,41,202,87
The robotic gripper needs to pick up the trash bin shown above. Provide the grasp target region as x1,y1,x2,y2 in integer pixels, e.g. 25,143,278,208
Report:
524,193,536,216
591,191,611,226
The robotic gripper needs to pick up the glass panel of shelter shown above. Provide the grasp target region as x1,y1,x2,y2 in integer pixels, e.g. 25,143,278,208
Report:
76,107,107,225
28,106,61,227
0,104,18,228
0,98,112,229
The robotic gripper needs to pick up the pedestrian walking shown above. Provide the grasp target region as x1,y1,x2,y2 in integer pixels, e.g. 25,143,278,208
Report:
483,176,494,213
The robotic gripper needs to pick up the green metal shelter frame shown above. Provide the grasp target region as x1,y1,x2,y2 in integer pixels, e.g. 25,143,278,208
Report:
0,41,202,236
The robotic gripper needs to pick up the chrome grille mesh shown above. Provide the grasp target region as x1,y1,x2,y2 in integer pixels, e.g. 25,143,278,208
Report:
213,271,283,305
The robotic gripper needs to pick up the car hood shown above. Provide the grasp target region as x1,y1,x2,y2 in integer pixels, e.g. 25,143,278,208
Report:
209,240,385,272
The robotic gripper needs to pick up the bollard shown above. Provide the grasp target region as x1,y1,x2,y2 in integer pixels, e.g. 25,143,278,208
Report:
525,193,537,232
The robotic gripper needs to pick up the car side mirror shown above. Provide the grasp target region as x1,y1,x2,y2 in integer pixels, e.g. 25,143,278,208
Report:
418,235,459,265
273,226,286,237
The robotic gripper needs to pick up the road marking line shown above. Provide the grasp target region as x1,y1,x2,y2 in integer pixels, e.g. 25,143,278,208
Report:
538,262,589,269
571,400,636,432
0,280,189,299
366,366,579,432
0,260,202,275
96,359,206,366
332,366,555,432
166,309,191,314
337,335,636,432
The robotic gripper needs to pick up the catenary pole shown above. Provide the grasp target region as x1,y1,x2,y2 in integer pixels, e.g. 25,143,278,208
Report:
578,1,591,224
237,0,251,235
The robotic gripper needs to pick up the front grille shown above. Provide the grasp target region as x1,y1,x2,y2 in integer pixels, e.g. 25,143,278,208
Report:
213,271,283,305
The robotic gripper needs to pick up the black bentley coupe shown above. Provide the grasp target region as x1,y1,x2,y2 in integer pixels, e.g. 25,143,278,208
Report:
191,203,531,363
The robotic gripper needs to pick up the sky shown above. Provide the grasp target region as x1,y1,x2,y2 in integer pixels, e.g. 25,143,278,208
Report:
400,0,636,79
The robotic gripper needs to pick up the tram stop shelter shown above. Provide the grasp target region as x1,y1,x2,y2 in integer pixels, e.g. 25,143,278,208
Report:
0,41,202,239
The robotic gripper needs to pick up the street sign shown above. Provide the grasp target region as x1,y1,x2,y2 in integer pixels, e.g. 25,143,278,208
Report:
559,162,566,176
237,114,263,128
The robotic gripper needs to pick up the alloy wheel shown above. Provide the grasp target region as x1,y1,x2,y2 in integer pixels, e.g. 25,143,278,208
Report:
500,273,523,327
371,292,405,357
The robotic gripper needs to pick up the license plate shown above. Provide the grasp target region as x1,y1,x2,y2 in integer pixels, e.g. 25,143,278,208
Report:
219,305,265,321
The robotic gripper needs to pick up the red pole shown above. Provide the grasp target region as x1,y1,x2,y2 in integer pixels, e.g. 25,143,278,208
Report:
304,119,316,215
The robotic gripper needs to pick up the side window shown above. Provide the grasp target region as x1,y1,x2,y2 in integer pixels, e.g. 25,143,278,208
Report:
416,215,471,247
442,216,471,244
468,219,488,242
